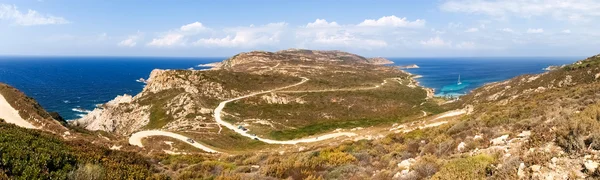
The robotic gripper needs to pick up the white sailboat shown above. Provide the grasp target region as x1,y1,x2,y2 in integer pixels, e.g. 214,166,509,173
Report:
457,74,462,85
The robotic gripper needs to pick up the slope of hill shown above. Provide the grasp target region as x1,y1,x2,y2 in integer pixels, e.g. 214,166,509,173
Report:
5,51,600,179
0,83,68,133
72,49,441,153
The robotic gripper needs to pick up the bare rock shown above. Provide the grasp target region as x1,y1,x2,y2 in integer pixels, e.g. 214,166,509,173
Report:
491,134,510,145
584,160,599,173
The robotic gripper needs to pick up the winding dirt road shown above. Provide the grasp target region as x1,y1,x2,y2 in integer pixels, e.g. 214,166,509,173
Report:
128,77,427,152
129,130,220,153
213,77,360,144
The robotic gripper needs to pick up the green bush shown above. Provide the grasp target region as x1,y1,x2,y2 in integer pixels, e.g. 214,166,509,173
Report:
431,154,495,180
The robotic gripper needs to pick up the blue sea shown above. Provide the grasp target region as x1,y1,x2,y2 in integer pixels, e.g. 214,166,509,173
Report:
389,57,579,97
0,57,223,120
0,56,580,120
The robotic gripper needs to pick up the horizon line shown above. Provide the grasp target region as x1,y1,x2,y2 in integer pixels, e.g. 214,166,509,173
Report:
0,54,587,59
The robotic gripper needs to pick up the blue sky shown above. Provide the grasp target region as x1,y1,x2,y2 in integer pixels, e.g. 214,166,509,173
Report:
1,0,599,57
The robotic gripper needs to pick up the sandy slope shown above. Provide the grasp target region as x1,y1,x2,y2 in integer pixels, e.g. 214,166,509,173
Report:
0,94,37,129
129,130,220,153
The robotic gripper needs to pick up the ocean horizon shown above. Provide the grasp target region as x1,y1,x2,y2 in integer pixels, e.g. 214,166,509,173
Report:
0,56,581,120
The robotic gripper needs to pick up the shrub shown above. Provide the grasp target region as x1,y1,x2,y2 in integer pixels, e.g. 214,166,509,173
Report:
412,155,442,178
431,154,495,180
67,164,105,180
319,149,356,166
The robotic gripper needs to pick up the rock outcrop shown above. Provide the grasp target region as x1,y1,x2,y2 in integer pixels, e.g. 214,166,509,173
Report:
366,57,394,65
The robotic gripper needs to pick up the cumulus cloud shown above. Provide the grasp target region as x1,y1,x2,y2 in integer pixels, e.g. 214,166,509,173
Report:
0,4,69,26
147,33,185,47
118,32,143,47
440,0,600,22
306,19,340,28
310,31,388,49
357,15,425,27
527,28,544,33
465,28,479,32
147,22,211,47
180,22,207,32
562,29,572,33
296,18,395,49
420,37,451,47
194,22,287,48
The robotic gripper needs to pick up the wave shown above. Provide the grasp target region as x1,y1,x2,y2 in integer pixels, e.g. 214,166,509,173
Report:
72,108,92,113
75,114,87,118
63,100,70,103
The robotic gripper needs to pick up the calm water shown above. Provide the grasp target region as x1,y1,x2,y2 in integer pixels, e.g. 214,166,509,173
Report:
0,56,580,120
0,56,223,120
389,57,580,97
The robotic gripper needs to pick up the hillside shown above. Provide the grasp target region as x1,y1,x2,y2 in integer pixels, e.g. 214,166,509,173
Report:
0,83,68,133
3,51,600,179
72,49,441,153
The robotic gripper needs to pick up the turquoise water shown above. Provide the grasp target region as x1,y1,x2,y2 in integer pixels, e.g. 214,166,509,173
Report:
388,57,580,97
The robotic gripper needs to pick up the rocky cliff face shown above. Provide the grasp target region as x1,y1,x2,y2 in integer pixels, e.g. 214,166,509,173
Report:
72,69,253,135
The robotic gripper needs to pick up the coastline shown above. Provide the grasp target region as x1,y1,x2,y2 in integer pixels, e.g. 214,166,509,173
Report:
400,69,435,99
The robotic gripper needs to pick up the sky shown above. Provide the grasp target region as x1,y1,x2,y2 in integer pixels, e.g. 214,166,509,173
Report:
1,0,600,57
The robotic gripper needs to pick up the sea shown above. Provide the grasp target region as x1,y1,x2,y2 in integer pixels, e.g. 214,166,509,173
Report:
389,57,579,97
0,56,580,120
0,56,222,120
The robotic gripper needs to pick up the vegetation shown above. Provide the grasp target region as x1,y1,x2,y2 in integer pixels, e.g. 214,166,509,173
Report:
227,79,447,140
0,123,158,180
4,52,600,179
431,154,495,180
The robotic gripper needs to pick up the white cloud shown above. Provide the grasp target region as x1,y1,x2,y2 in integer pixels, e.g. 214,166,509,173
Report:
0,4,69,26
297,18,393,49
147,21,211,47
527,28,544,33
147,33,185,47
440,0,600,22
310,31,388,49
500,28,514,33
306,19,340,28
465,28,479,32
118,32,143,47
357,15,425,27
180,22,207,32
420,37,451,47
194,22,287,48
562,29,572,33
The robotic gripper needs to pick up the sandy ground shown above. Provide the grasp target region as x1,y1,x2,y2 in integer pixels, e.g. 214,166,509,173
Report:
0,93,37,129
129,130,220,153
